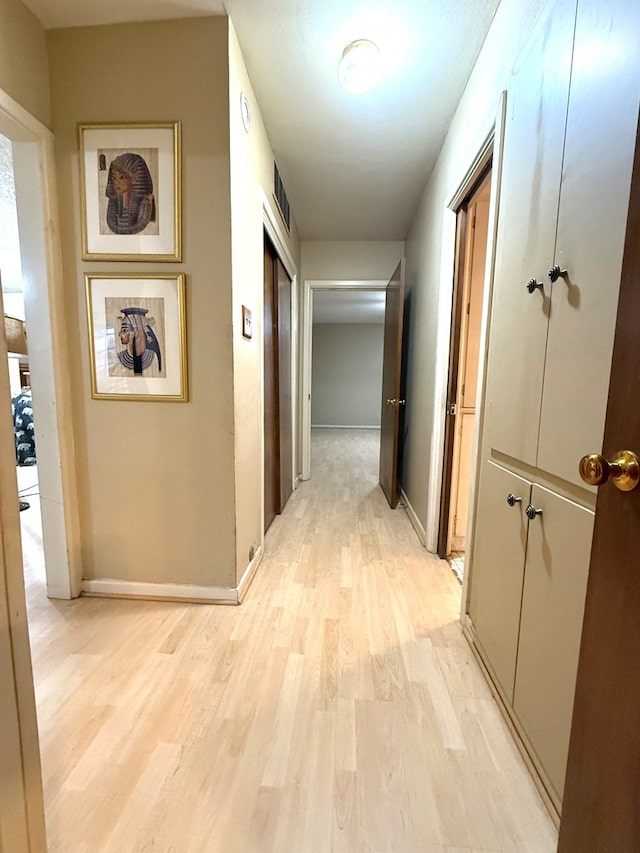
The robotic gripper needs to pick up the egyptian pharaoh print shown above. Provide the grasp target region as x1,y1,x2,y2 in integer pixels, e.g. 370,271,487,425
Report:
99,148,159,236
105,297,166,378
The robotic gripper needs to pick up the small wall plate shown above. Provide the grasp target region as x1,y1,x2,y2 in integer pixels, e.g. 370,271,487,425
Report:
240,92,252,133
242,305,253,339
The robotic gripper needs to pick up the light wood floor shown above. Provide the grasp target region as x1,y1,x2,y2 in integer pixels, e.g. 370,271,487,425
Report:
24,430,557,852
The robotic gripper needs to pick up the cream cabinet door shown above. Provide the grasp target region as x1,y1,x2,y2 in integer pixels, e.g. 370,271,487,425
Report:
483,0,576,465
513,485,594,807
537,0,640,487
469,461,531,702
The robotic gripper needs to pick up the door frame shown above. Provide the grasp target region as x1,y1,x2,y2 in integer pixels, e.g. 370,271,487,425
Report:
261,193,297,537
0,88,80,599
424,92,506,571
300,278,387,481
437,165,493,559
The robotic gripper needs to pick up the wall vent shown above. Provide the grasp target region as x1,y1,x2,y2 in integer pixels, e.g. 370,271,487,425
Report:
273,161,291,233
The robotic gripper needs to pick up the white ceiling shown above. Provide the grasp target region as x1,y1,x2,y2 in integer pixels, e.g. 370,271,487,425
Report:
23,0,501,241
313,290,385,324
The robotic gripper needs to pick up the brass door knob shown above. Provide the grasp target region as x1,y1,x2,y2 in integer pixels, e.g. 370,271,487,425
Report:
386,398,397,405
579,450,640,492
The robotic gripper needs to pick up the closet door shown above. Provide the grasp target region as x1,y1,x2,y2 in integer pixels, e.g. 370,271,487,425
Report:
537,0,640,486
277,258,293,511
483,0,576,464
513,485,594,808
469,461,531,702
264,242,280,531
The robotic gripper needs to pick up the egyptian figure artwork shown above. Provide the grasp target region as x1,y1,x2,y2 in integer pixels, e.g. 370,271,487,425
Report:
105,152,156,235
117,307,162,375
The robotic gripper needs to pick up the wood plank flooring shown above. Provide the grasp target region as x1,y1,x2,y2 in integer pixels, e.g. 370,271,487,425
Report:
24,429,557,852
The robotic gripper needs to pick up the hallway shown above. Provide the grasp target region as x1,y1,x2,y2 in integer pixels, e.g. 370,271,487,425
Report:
28,429,556,852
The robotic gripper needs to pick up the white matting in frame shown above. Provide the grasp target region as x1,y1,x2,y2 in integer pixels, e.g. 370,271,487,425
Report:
79,122,181,261
86,274,188,401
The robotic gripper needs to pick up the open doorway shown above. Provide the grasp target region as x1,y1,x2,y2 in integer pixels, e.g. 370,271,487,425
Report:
312,290,385,427
301,281,388,481
0,98,76,601
438,165,492,579
0,133,46,596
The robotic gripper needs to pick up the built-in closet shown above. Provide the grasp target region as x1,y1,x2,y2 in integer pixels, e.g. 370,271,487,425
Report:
466,0,640,817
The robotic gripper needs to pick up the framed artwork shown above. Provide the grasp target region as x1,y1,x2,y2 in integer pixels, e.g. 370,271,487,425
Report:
78,122,181,261
86,273,188,401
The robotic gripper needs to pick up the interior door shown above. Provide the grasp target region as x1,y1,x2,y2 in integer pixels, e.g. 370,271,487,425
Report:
440,169,491,557
437,206,468,554
379,259,405,508
558,114,640,851
0,282,46,851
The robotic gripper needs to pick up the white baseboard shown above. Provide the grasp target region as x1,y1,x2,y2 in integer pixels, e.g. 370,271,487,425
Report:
311,424,381,429
400,488,427,547
81,578,239,605
81,544,266,606
237,545,263,603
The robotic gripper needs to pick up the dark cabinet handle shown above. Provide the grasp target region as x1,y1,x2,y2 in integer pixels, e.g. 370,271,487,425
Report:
527,278,543,294
526,504,543,520
506,493,522,507
548,264,567,283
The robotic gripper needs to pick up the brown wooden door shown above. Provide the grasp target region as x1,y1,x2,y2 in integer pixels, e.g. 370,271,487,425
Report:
379,259,405,508
264,236,293,532
558,115,640,852
438,206,468,555
264,240,279,532
438,166,492,557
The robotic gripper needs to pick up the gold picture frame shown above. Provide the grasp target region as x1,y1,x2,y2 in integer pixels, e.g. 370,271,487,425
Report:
78,122,181,261
86,273,188,401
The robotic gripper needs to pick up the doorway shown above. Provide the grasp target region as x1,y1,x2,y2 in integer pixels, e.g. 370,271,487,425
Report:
0,129,64,599
438,165,492,576
301,280,387,482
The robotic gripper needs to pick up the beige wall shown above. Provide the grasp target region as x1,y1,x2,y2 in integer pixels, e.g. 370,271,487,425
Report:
228,22,300,583
0,0,50,128
48,18,238,588
301,241,404,282
402,0,548,532
311,323,384,427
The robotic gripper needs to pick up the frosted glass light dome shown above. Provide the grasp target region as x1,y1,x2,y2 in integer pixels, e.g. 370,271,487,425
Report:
338,40,382,94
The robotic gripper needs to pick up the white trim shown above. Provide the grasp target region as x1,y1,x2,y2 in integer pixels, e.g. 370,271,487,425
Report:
0,90,77,599
425,92,507,555
400,487,426,547
301,279,387,480
237,545,263,603
311,424,380,429
81,579,240,605
461,92,508,615
0,89,53,141
82,544,265,606
261,190,296,280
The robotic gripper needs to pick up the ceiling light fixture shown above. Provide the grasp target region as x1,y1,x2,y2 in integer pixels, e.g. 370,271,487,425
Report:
338,39,382,94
